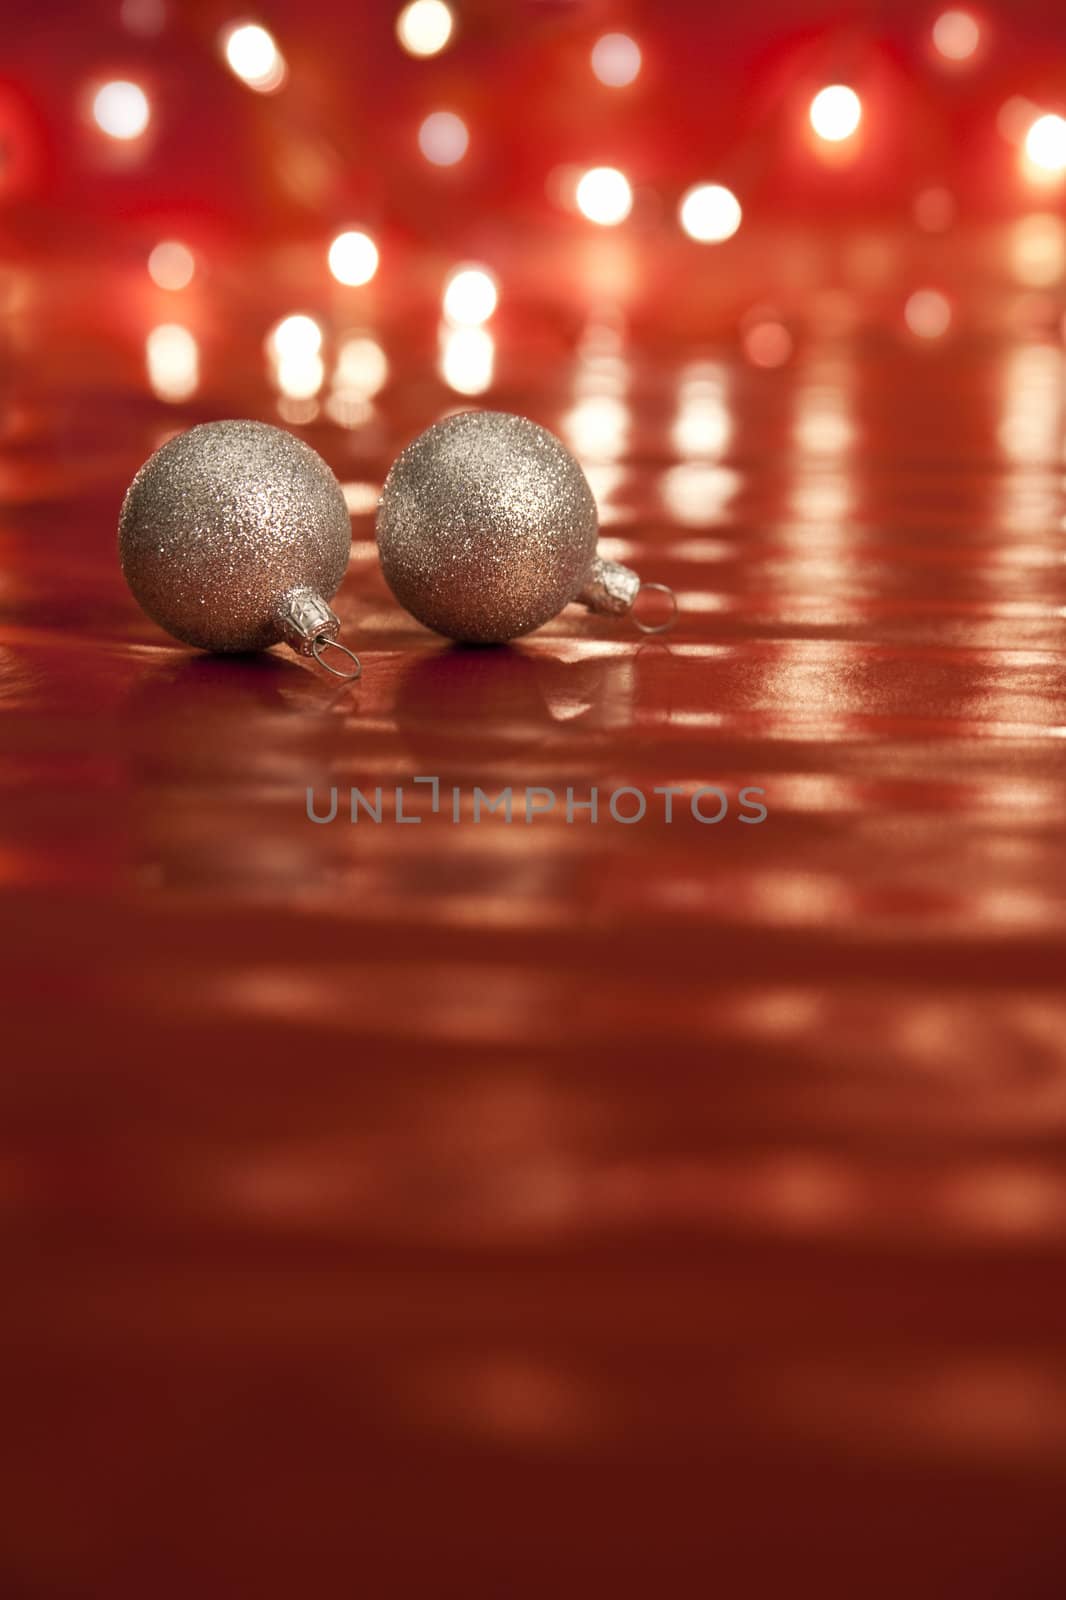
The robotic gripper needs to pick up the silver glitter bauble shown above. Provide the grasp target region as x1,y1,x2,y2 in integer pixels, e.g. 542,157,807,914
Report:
376,411,618,644
119,420,359,674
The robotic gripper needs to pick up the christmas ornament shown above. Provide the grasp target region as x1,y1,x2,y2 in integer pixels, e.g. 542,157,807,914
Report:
118,419,360,677
375,410,676,643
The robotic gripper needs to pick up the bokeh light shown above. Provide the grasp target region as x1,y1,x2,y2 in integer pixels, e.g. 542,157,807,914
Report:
418,111,468,166
443,266,498,326
335,335,388,396
396,1,454,58
276,352,325,399
1024,114,1066,174
92,81,150,140
743,319,794,368
576,167,633,226
440,325,494,395
147,241,194,291
270,314,323,361
563,395,628,463
998,96,1038,145
268,313,325,406
222,23,286,93
328,230,379,287
661,462,740,526
672,363,731,458
679,183,742,243
809,85,862,143
998,344,1062,467
932,11,980,62
120,0,167,37
146,324,198,401
1009,214,1066,288
914,186,956,233
794,388,856,454
904,288,952,340
591,34,642,88
325,392,372,430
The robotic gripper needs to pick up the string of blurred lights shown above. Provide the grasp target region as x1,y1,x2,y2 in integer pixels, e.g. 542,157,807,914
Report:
50,3,1066,412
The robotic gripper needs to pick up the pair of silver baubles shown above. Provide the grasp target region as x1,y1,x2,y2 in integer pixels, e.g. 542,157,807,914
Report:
118,411,675,679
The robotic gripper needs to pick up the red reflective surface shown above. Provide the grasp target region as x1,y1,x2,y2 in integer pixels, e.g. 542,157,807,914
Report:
3,250,1066,1595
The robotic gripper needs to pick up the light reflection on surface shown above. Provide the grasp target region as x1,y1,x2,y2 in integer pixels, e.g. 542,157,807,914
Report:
942,1166,1066,1235
439,323,494,394
145,323,198,400
569,316,630,439
562,396,628,464
997,344,1064,465
266,313,326,403
276,395,319,424
576,310,625,359
15,266,1066,1583
993,472,1061,536
672,361,731,459
793,394,856,455
410,1355,599,1446
772,1357,1066,1461
334,334,388,396
1008,214,1066,288
341,481,381,515
660,462,740,525
581,464,628,522
783,359,859,597
572,322,628,407
324,391,371,428
789,350,860,570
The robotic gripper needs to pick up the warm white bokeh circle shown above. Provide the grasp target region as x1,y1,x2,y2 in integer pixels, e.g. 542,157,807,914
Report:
932,10,980,62
576,167,633,226
443,267,498,326
419,111,469,166
93,81,150,139
396,1,454,58
591,34,642,88
905,289,952,340
328,231,379,287
679,184,742,243
148,241,195,290
1025,114,1066,173
809,85,862,143
222,24,286,92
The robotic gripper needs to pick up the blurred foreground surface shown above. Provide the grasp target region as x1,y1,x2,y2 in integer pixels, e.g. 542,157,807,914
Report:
2,242,1066,1596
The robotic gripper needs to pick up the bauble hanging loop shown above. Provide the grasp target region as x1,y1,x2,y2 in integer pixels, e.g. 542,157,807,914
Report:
375,410,676,644
118,419,359,678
